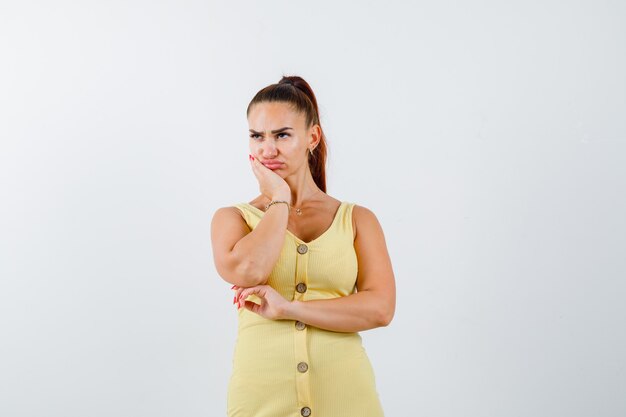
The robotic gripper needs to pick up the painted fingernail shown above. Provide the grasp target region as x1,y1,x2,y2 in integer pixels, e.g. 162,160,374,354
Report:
233,295,236,304
231,285,236,289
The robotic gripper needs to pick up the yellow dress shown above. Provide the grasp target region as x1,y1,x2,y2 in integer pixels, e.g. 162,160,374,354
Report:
227,201,385,417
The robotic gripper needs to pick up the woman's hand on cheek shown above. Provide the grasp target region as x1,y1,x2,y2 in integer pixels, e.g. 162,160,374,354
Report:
236,284,291,320
248,154,291,201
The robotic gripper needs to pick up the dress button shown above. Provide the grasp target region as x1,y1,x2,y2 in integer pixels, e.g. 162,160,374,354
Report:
297,361,309,373
297,243,308,254
301,406,311,416
295,320,306,330
296,282,307,293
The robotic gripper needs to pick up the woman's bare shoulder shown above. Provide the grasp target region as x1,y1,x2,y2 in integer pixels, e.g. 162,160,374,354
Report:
211,205,249,235
212,205,245,220
351,203,384,240
210,205,251,255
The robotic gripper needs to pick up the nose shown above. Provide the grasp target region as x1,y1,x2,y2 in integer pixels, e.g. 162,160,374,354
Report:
260,141,278,158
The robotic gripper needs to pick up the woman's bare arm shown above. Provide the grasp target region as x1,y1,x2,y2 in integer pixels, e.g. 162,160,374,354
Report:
211,202,289,287
281,205,396,332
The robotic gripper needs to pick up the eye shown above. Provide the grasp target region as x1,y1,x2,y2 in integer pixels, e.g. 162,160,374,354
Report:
249,133,290,140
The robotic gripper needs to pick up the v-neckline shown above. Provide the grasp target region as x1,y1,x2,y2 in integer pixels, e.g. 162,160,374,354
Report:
243,201,345,245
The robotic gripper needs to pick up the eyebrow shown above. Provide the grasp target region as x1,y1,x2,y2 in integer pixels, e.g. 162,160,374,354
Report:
248,127,293,134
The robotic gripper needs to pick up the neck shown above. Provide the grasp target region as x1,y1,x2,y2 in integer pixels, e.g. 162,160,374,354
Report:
283,166,322,207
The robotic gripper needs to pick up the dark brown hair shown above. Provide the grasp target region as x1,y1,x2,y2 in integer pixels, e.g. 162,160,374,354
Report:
246,75,328,193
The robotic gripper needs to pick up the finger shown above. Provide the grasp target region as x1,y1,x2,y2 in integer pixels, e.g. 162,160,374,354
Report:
250,155,259,165
235,287,247,302
240,285,267,300
249,157,264,179
251,156,270,173
237,288,251,307
239,285,261,297
242,300,260,313
238,287,253,302
238,286,264,305
238,295,254,309
249,154,257,167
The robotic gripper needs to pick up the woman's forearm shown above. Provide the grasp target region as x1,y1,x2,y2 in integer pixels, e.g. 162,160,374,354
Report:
282,290,390,333
231,201,289,285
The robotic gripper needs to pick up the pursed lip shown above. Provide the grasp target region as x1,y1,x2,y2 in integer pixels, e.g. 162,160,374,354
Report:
262,160,284,166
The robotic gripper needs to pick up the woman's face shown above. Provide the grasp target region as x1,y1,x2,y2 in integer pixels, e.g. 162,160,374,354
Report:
247,101,318,175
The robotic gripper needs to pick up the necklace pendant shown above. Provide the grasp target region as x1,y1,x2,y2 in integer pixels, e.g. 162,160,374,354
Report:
295,208,302,216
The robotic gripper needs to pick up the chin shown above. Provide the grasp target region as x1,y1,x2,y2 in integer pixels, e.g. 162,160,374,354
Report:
268,166,288,174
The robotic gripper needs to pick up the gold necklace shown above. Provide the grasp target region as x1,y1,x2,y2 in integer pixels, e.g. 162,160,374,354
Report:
292,189,322,216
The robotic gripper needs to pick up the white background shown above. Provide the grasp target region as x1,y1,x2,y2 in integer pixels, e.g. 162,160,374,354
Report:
1,1,625,416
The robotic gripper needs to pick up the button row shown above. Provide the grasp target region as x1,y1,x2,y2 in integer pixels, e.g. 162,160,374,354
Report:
296,244,310,417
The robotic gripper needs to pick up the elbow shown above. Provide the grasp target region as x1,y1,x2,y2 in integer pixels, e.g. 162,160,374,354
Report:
215,249,267,287
236,258,267,286
248,273,267,286
376,305,395,327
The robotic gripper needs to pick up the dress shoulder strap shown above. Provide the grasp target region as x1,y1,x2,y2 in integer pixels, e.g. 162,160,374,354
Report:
232,203,258,229
331,201,355,238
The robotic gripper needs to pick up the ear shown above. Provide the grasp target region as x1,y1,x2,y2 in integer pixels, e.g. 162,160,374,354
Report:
308,124,322,149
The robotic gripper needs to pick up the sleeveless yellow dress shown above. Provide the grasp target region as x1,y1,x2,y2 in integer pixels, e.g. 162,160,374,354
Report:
227,201,385,417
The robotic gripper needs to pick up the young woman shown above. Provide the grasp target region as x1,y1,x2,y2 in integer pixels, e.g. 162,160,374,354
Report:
210,75,396,417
